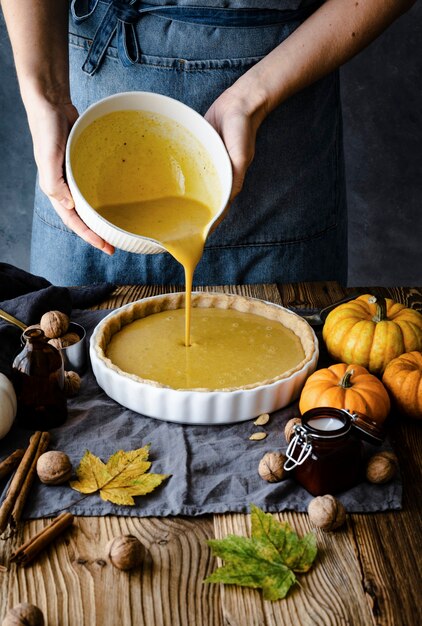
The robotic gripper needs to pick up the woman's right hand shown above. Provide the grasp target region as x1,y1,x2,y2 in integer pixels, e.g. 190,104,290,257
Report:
26,97,114,255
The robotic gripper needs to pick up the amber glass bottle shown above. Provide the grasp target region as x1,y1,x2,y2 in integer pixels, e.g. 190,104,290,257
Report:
12,328,68,429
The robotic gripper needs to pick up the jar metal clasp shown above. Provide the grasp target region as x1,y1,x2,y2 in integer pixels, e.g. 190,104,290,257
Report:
284,425,313,471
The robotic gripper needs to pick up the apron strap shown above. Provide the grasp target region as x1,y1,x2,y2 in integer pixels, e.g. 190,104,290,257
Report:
71,0,158,75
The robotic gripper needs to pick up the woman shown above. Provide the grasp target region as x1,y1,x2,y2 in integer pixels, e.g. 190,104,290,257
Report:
1,0,415,286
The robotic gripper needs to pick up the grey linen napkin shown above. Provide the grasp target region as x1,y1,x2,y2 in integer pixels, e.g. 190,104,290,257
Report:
0,309,402,517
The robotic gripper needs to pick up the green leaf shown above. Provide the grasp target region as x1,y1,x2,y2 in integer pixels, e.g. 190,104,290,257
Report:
250,504,317,573
205,504,317,601
205,535,295,601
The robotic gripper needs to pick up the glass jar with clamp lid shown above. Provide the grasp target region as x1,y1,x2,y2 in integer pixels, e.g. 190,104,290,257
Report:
284,407,384,496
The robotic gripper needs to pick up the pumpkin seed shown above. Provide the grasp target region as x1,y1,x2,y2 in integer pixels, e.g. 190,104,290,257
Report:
254,413,270,426
249,432,268,441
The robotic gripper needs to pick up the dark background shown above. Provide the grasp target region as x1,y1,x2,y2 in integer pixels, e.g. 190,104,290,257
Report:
0,4,420,286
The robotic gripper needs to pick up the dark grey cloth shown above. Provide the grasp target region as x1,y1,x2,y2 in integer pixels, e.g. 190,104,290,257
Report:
0,263,114,378
0,309,402,518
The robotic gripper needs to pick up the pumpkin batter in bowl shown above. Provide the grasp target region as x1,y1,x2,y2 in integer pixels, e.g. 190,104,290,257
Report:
90,292,319,424
69,105,228,347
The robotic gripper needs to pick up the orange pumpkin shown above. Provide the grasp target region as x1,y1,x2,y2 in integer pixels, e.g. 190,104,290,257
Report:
322,294,422,375
382,351,422,419
299,363,391,422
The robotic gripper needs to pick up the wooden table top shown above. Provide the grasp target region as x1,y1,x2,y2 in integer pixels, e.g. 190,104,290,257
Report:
0,282,421,626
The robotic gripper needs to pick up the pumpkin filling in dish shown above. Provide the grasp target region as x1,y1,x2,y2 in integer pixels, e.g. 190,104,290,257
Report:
106,306,305,390
95,293,316,392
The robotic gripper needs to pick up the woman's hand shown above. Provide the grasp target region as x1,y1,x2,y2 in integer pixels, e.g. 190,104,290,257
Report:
26,97,114,255
206,0,416,204
205,83,268,201
2,0,114,254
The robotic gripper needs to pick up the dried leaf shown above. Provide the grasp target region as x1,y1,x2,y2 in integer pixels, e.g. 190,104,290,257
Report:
70,446,170,505
205,504,317,601
249,432,267,441
70,450,110,494
254,413,270,426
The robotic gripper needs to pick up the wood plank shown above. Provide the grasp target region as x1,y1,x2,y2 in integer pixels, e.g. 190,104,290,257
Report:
350,419,422,626
95,283,285,310
276,280,349,311
212,511,375,626
276,283,422,312
94,283,422,313
1,516,223,626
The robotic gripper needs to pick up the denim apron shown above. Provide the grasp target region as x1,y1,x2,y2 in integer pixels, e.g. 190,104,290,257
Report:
30,0,347,286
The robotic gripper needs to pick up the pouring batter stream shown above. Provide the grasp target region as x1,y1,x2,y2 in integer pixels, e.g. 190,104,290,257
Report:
71,109,222,347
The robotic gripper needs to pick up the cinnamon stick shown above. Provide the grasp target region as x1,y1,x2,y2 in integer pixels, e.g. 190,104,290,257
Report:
0,449,25,481
10,431,50,531
0,431,50,534
10,512,74,566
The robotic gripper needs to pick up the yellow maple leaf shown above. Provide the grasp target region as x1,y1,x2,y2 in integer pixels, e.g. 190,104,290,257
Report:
101,473,170,506
106,447,151,482
70,446,170,505
70,450,111,494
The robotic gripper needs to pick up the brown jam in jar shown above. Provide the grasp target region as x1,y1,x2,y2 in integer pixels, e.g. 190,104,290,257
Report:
284,408,384,496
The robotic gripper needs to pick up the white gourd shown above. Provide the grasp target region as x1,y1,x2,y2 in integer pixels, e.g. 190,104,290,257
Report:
0,373,17,439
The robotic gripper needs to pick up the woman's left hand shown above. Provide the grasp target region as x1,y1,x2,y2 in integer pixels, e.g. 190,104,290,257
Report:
205,85,268,201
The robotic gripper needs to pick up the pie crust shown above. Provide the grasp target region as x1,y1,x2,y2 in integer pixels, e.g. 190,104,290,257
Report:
93,292,317,392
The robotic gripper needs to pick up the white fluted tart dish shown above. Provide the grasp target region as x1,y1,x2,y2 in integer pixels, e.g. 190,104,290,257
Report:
89,292,319,425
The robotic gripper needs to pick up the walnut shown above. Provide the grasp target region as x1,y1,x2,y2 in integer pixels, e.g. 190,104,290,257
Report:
48,332,80,350
40,310,69,339
366,451,398,484
284,417,302,443
105,535,145,571
258,451,287,482
307,495,346,532
60,332,81,346
1,602,44,626
47,337,65,350
64,371,81,397
36,451,73,485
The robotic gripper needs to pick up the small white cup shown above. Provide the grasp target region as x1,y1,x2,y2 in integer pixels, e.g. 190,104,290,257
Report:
65,92,233,254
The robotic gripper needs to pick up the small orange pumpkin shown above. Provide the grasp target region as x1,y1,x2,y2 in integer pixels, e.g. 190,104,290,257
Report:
299,363,391,423
322,294,422,375
382,351,422,419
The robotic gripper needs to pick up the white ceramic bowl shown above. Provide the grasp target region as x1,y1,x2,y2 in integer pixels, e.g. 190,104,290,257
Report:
65,92,232,254
89,293,319,425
